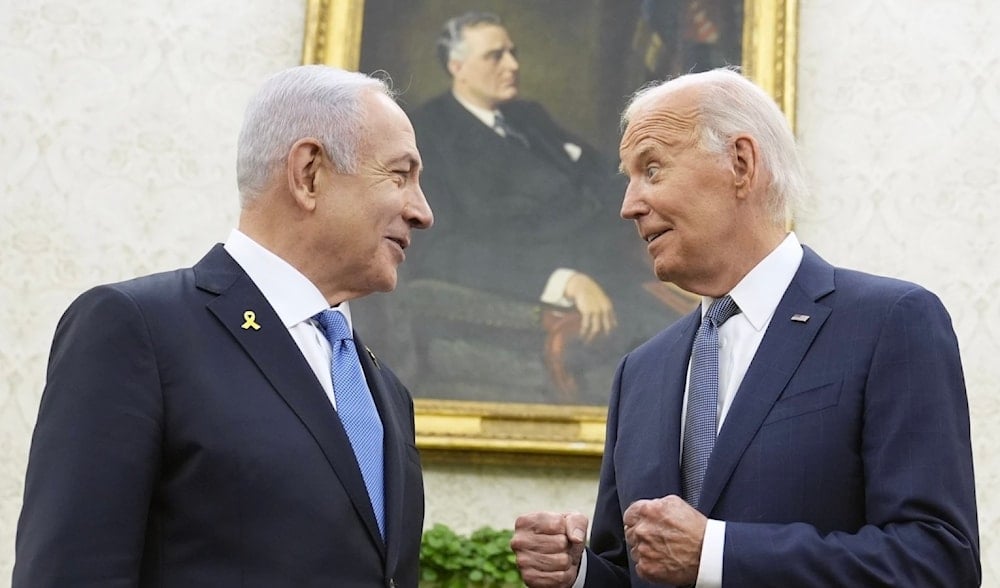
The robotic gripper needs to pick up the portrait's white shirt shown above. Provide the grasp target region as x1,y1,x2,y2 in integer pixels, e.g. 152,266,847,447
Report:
224,228,353,409
572,232,803,588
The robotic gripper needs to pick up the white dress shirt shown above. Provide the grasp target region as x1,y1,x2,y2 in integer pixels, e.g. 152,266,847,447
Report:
223,228,352,409
572,232,803,588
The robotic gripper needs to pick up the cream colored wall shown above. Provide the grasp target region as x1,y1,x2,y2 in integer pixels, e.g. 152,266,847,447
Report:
0,1,308,582
796,0,1000,581
1,1,997,586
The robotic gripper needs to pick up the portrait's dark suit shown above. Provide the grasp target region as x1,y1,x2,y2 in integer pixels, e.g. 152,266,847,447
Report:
583,247,980,586
14,245,424,588
363,92,681,403
408,92,633,300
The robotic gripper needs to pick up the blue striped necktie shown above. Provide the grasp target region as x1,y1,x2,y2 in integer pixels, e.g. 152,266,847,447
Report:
681,295,741,508
314,310,385,538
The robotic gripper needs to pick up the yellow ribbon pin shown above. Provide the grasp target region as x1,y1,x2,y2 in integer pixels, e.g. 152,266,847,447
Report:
241,310,261,330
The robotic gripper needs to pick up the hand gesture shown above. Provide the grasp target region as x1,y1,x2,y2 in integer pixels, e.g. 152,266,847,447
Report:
623,495,707,585
511,511,589,588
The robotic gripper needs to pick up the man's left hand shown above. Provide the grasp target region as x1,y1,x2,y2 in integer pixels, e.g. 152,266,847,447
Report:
622,495,707,585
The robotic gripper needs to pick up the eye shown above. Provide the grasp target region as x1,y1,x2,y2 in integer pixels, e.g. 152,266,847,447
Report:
391,169,410,185
645,165,659,180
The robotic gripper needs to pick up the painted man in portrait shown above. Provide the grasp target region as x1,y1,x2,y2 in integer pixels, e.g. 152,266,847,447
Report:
392,11,688,405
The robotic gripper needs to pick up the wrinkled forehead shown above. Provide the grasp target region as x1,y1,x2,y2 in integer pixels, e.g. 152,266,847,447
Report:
360,92,417,144
620,88,702,157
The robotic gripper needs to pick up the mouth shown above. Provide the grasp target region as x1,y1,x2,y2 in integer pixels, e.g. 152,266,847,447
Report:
386,235,409,254
643,229,669,244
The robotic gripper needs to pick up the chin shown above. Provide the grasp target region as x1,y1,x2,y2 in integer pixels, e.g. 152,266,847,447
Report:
500,88,519,101
373,272,398,293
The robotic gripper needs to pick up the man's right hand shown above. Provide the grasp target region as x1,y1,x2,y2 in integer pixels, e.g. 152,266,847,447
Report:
563,273,617,342
511,511,589,588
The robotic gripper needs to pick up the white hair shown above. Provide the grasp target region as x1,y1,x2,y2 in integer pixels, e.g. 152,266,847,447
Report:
236,65,393,206
622,67,806,226
435,12,502,73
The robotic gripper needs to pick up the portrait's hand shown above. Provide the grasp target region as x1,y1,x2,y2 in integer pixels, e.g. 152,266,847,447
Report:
564,273,617,342
622,496,707,586
511,511,589,588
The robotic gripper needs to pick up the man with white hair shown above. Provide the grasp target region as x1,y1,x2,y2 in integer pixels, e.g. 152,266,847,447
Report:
15,65,433,587
510,68,980,587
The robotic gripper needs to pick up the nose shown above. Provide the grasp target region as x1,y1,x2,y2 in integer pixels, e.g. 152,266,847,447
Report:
502,50,519,72
405,182,434,229
620,180,645,221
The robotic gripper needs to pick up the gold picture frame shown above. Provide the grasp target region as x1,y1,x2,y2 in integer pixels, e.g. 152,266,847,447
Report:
302,0,798,466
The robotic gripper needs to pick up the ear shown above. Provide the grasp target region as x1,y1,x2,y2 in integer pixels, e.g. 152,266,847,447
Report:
447,58,463,78
731,134,758,197
286,138,325,212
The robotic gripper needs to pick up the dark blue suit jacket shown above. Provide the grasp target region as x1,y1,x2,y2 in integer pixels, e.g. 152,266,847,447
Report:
14,245,424,587
584,247,980,586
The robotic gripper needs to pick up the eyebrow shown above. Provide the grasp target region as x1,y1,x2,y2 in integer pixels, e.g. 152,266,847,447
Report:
385,152,420,169
482,43,515,56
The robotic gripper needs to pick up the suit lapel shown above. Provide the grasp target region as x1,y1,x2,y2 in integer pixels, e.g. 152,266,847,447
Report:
504,106,580,176
195,246,386,556
699,248,835,513
441,95,502,152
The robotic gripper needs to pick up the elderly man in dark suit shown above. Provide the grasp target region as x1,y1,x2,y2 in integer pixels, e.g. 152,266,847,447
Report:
510,68,980,587
396,11,683,404
14,65,433,587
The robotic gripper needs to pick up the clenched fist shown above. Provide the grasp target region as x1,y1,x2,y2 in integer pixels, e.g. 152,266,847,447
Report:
510,511,589,588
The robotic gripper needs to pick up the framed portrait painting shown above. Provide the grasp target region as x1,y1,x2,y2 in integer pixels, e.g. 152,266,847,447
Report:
303,0,797,464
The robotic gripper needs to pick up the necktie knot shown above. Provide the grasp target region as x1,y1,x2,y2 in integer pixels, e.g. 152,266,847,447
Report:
705,295,740,328
315,309,351,343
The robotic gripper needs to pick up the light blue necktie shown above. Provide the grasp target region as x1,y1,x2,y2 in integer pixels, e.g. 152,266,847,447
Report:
314,310,385,539
681,295,741,508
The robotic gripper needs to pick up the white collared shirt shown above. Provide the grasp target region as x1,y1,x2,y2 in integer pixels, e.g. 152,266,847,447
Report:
223,228,352,409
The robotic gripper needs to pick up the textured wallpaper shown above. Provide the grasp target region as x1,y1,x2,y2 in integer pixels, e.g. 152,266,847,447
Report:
795,0,1000,582
1,0,998,585
0,0,308,582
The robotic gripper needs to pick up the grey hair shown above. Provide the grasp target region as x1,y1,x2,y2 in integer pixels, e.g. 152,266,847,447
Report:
621,67,806,226
236,65,394,206
435,11,503,74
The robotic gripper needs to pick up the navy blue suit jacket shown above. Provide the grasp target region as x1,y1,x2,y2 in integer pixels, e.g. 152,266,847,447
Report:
14,245,424,587
584,247,980,586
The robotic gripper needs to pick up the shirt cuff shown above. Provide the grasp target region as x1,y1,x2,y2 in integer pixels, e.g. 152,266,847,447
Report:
695,519,725,587
540,268,577,307
570,550,588,588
